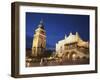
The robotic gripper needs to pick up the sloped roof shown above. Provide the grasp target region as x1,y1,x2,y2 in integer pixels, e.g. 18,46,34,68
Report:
57,32,89,48
64,32,83,43
77,41,89,48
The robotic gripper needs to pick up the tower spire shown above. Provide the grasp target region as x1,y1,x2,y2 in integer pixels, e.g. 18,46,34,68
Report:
65,34,67,39
69,32,72,36
76,32,79,36
40,18,43,24
38,18,44,29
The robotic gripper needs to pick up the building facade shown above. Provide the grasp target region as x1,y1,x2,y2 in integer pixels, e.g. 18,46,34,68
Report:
32,20,46,57
56,32,89,60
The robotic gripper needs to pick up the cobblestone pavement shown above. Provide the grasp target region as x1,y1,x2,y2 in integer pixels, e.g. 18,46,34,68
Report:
26,58,89,67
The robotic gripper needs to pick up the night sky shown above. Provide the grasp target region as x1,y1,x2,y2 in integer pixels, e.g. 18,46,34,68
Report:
26,12,89,49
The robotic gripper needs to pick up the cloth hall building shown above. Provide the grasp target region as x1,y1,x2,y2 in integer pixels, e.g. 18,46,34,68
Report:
56,32,89,60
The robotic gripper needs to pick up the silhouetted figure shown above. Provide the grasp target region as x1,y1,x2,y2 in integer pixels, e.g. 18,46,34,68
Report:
40,58,47,66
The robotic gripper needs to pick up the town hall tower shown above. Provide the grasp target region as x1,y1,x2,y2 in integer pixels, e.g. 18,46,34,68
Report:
32,19,46,57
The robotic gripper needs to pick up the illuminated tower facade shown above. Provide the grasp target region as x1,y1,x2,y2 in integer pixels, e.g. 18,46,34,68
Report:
32,20,46,57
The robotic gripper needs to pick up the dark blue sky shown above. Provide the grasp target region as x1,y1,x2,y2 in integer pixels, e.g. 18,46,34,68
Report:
26,12,89,49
